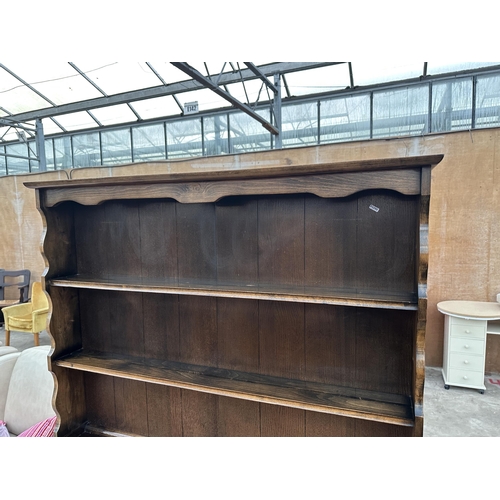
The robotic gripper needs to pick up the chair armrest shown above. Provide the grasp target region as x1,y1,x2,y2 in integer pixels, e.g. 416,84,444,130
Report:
32,308,49,317
32,308,49,333
2,303,32,319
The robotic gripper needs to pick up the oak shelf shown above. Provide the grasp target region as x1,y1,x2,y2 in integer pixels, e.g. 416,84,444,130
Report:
49,275,418,311
55,350,415,427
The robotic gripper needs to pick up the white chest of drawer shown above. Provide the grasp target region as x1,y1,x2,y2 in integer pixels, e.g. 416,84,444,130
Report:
438,301,500,393
441,315,487,392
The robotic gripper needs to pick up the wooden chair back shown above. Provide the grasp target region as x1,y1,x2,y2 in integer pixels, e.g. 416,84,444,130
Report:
0,269,31,302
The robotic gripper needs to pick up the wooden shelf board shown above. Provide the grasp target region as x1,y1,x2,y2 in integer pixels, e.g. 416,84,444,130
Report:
24,154,444,190
55,350,415,427
49,276,418,311
81,425,142,438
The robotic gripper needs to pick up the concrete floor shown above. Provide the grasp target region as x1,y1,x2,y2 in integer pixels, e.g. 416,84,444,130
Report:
423,366,500,436
2,327,499,437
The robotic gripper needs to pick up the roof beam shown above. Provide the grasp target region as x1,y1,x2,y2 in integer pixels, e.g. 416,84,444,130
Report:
0,115,36,132
3,63,338,124
282,74,291,98
0,115,66,133
171,62,279,135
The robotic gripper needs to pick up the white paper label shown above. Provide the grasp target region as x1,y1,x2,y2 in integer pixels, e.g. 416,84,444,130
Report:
184,101,199,115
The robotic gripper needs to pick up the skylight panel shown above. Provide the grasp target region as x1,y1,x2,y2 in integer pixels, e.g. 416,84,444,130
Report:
34,71,102,105
3,62,73,83
1,62,102,106
41,117,67,135
52,111,100,132
71,62,160,95
89,104,139,126
131,95,182,120
350,62,423,87
0,67,49,113
427,61,500,75
0,85,49,114
282,65,351,97
146,62,193,85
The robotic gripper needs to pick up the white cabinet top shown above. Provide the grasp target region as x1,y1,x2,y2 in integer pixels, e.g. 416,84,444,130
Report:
437,300,500,320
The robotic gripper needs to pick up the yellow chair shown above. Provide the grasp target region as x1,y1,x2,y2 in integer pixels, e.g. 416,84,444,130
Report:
3,282,49,347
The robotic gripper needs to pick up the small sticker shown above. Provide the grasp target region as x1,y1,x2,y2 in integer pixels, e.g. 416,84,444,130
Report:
369,204,380,212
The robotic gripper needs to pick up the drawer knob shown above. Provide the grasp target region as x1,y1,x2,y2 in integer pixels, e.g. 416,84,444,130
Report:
465,330,471,333
464,344,470,349
464,360,469,364
463,375,468,380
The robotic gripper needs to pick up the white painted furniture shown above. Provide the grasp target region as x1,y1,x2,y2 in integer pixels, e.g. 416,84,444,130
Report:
438,301,500,393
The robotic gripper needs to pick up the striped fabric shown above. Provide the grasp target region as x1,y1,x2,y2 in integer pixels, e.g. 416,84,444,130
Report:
0,421,9,437
17,416,56,437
